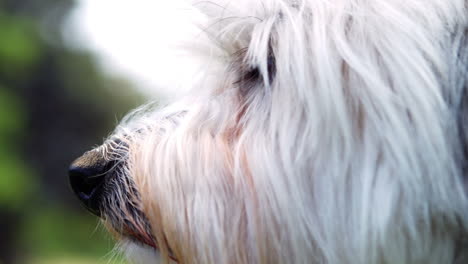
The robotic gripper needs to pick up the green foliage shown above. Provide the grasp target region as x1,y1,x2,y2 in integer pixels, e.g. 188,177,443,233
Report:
0,14,42,75
22,205,123,260
0,86,25,138
32,257,126,264
0,152,34,209
0,1,143,263
0,87,35,209
57,50,144,120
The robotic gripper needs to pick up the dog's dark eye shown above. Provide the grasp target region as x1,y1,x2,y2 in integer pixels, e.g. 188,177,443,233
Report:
234,46,276,96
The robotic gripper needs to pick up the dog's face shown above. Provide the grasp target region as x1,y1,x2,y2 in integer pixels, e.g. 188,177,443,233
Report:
69,1,468,263
69,101,252,263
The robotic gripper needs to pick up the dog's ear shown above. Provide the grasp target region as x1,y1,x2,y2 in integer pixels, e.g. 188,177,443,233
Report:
189,0,281,94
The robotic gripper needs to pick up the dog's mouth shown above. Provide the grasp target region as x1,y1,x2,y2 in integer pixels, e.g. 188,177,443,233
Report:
69,139,178,261
102,189,178,262
103,203,159,252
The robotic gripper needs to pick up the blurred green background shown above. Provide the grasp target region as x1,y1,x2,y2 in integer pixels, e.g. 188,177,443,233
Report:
0,0,144,263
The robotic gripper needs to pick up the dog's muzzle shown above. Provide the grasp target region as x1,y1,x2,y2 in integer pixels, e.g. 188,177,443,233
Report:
68,149,112,217
68,146,174,260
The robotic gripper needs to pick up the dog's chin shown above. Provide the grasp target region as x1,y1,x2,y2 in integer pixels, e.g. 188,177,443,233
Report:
103,222,153,249
121,240,165,264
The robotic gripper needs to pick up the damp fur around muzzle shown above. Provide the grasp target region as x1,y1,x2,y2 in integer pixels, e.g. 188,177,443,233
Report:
90,0,468,263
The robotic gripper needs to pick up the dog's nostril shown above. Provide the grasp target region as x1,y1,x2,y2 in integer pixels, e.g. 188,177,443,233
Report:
69,164,107,217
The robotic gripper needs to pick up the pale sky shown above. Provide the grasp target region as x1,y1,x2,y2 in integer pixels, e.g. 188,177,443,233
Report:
66,0,203,98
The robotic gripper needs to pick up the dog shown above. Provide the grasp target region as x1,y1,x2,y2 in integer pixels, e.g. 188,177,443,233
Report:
69,0,468,263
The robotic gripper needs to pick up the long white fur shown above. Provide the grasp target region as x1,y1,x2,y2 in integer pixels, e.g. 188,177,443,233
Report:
110,0,468,263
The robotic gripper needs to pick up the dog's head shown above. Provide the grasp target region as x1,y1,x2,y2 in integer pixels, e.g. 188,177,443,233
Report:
69,1,468,263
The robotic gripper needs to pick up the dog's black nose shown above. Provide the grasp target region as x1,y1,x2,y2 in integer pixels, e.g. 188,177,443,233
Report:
69,151,109,217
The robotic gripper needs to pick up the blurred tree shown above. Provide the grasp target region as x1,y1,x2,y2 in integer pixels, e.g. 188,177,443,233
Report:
0,0,143,263
0,10,42,263
0,87,31,264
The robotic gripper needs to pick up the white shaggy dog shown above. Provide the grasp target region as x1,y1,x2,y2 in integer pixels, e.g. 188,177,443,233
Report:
69,0,468,263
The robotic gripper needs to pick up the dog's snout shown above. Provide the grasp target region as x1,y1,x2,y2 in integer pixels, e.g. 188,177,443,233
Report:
69,150,109,217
